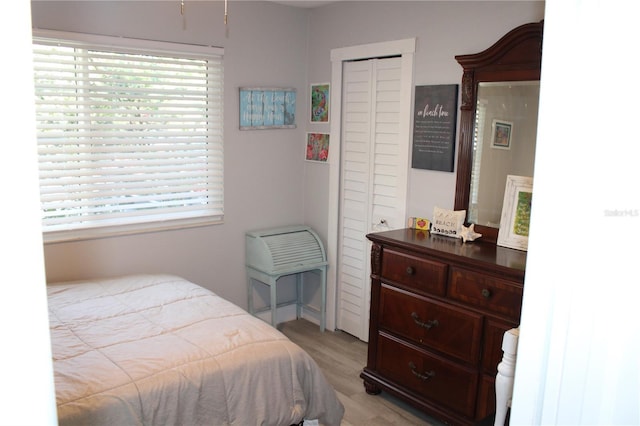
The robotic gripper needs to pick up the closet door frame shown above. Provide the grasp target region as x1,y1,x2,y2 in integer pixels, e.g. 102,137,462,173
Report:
326,38,415,333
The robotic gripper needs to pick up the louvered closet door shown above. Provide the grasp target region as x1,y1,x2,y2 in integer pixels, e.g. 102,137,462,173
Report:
337,57,405,341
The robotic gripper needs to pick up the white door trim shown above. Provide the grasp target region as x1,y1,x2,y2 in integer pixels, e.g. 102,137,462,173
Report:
325,38,415,333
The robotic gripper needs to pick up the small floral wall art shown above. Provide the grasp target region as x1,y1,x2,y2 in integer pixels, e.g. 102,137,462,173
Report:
306,133,330,163
310,83,330,123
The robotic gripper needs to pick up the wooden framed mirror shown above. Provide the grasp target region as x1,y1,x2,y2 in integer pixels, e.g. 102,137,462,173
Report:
454,21,543,244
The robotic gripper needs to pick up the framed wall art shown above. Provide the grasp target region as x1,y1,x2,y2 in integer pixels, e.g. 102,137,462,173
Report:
305,132,330,163
310,83,330,123
411,84,458,171
239,87,296,130
491,119,513,150
497,175,533,251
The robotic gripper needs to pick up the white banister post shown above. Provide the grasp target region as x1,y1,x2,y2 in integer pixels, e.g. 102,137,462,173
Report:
495,327,519,426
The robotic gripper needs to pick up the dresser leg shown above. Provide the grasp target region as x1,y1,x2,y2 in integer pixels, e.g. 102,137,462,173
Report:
363,379,381,395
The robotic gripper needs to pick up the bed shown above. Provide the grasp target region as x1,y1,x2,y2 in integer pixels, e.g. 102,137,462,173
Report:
47,274,344,425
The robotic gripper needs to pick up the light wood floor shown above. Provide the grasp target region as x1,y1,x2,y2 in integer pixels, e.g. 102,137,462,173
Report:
278,319,446,426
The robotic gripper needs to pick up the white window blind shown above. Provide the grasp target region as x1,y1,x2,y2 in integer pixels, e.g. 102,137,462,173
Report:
468,99,486,224
32,30,224,242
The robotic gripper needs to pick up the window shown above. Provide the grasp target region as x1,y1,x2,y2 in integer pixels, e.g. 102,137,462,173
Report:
468,99,487,224
32,30,224,242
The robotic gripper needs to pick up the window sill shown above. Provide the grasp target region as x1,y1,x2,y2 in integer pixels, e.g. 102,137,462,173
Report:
42,216,223,244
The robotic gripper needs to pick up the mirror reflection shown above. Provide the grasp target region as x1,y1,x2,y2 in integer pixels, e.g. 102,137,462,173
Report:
468,81,540,227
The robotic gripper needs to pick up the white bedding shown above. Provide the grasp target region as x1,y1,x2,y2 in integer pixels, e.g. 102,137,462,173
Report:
47,274,344,425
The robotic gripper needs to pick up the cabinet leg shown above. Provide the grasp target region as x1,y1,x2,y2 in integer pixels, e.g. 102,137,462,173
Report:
363,379,381,395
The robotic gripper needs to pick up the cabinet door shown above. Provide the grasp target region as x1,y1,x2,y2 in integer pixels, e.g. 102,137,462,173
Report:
476,319,518,421
336,57,408,342
476,374,497,421
482,318,518,374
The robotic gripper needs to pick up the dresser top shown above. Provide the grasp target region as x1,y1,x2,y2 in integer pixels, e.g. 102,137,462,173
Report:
367,228,527,278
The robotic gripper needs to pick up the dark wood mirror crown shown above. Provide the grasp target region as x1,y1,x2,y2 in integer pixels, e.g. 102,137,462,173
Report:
453,20,543,243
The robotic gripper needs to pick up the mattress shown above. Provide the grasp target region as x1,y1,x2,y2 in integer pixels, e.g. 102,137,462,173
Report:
47,274,344,425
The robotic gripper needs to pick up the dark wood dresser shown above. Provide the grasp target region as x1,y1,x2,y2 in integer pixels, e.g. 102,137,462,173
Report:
361,228,526,425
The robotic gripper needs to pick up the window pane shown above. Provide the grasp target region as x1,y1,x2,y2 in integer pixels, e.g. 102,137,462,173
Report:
33,33,224,241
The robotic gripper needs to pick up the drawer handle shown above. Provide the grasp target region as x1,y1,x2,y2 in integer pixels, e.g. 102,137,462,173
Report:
406,266,415,275
481,288,492,298
411,312,439,329
409,362,435,381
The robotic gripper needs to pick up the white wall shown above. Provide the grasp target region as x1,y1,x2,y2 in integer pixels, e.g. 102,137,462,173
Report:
31,1,311,307
9,2,640,424
300,1,544,319
303,1,545,241
1,1,57,423
512,0,640,424
31,1,545,313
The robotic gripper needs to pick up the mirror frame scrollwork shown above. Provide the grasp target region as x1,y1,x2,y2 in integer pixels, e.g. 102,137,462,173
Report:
454,20,544,243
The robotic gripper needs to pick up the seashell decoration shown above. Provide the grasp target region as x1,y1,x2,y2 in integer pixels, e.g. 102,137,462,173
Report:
460,223,482,243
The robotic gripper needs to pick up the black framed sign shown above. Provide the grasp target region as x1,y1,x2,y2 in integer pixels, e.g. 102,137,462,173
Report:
411,84,458,172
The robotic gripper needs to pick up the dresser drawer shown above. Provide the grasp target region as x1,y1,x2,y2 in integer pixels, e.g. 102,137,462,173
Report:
381,248,447,296
376,333,478,417
482,318,518,374
379,284,482,364
448,267,523,319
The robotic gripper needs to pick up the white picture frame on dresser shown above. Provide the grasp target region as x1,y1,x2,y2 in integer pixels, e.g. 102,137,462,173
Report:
497,175,533,251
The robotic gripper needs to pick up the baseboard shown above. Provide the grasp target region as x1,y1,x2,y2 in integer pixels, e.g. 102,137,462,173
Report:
254,304,322,329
